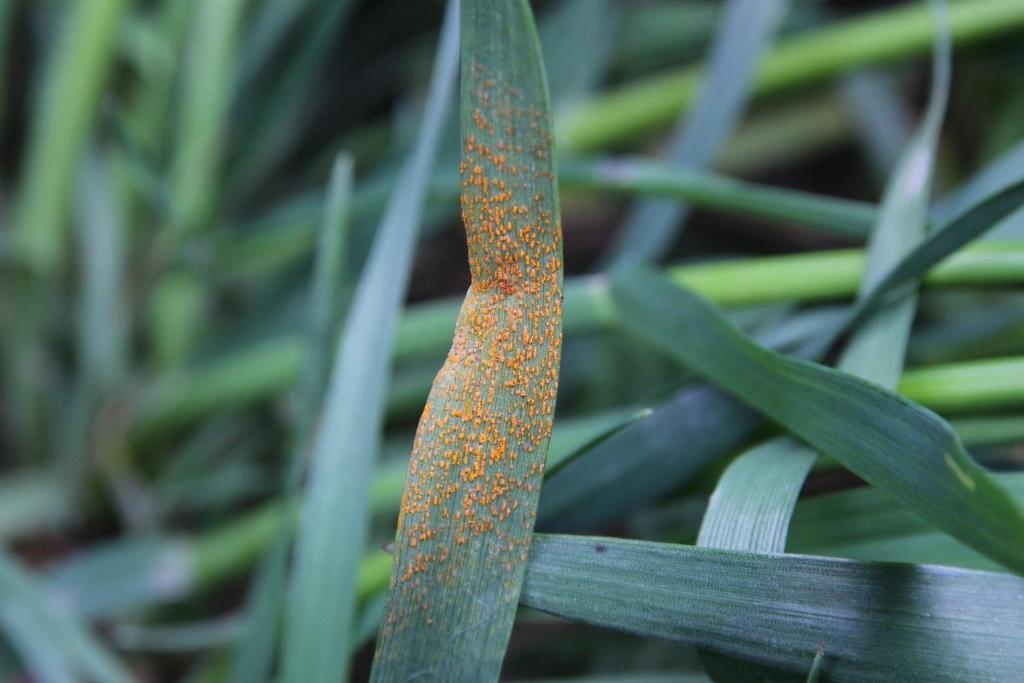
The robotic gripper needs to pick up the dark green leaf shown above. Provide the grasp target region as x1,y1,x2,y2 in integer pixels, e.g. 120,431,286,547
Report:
611,269,1024,573
521,534,1024,683
788,472,1024,572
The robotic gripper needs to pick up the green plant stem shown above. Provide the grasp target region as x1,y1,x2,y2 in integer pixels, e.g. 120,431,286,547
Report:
558,0,1024,150
132,242,1024,442
948,415,1024,447
12,0,129,273
168,0,246,241
899,356,1024,413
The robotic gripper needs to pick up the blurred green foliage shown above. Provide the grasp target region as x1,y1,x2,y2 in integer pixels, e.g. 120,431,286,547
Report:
1,0,1024,681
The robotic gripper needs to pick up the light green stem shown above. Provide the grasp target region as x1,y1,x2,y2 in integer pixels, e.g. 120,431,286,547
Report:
899,356,1024,413
132,242,1024,442
13,0,129,274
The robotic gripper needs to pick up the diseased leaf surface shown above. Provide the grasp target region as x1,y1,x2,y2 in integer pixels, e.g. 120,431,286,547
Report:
372,0,563,679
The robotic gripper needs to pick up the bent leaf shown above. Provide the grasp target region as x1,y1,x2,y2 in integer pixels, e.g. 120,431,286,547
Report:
371,0,563,680
611,269,1024,573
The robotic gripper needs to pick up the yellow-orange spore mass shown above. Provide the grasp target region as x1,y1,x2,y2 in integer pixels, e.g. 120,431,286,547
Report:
379,59,562,636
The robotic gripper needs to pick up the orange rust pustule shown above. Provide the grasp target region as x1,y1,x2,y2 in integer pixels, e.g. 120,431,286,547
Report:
380,59,562,637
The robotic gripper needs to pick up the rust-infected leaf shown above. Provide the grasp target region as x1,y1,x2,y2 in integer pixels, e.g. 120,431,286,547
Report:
371,0,563,679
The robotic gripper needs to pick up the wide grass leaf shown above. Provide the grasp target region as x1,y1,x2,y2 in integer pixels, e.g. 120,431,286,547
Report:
521,534,1024,683
612,269,1024,573
372,0,563,679
280,2,460,681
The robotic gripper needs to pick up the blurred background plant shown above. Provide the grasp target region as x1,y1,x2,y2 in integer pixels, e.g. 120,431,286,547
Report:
0,0,1024,681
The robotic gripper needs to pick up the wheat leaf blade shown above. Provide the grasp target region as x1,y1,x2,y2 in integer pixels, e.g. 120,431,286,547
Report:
521,534,1024,683
371,0,563,678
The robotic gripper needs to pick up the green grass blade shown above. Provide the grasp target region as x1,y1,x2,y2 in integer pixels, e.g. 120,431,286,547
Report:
293,153,355,437
227,0,356,199
601,0,788,268
538,384,760,532
228,153,354,683
934,139,1024,226
0,603,77,683
371,0,563,678
280,1,460,680
844,183,1024,337
839,71,913,182
697,438,819,554
237,0,317,89
559,157,874,239
74,150,128,394
540,305,847,534
521,535,1024,683
624,161,1024,390
168,0,246,241
837,0,949,386
557,0,1024,151
63,149,129,490
539,0,616,110
147,269,208,369
36,429,1024,627
544,407,649,473
789,472,1024,572
897,354,1024,413
611,269,1024,573
948,414,1024,446
0,549,133,683
121,0,195,162
12,0,128,274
